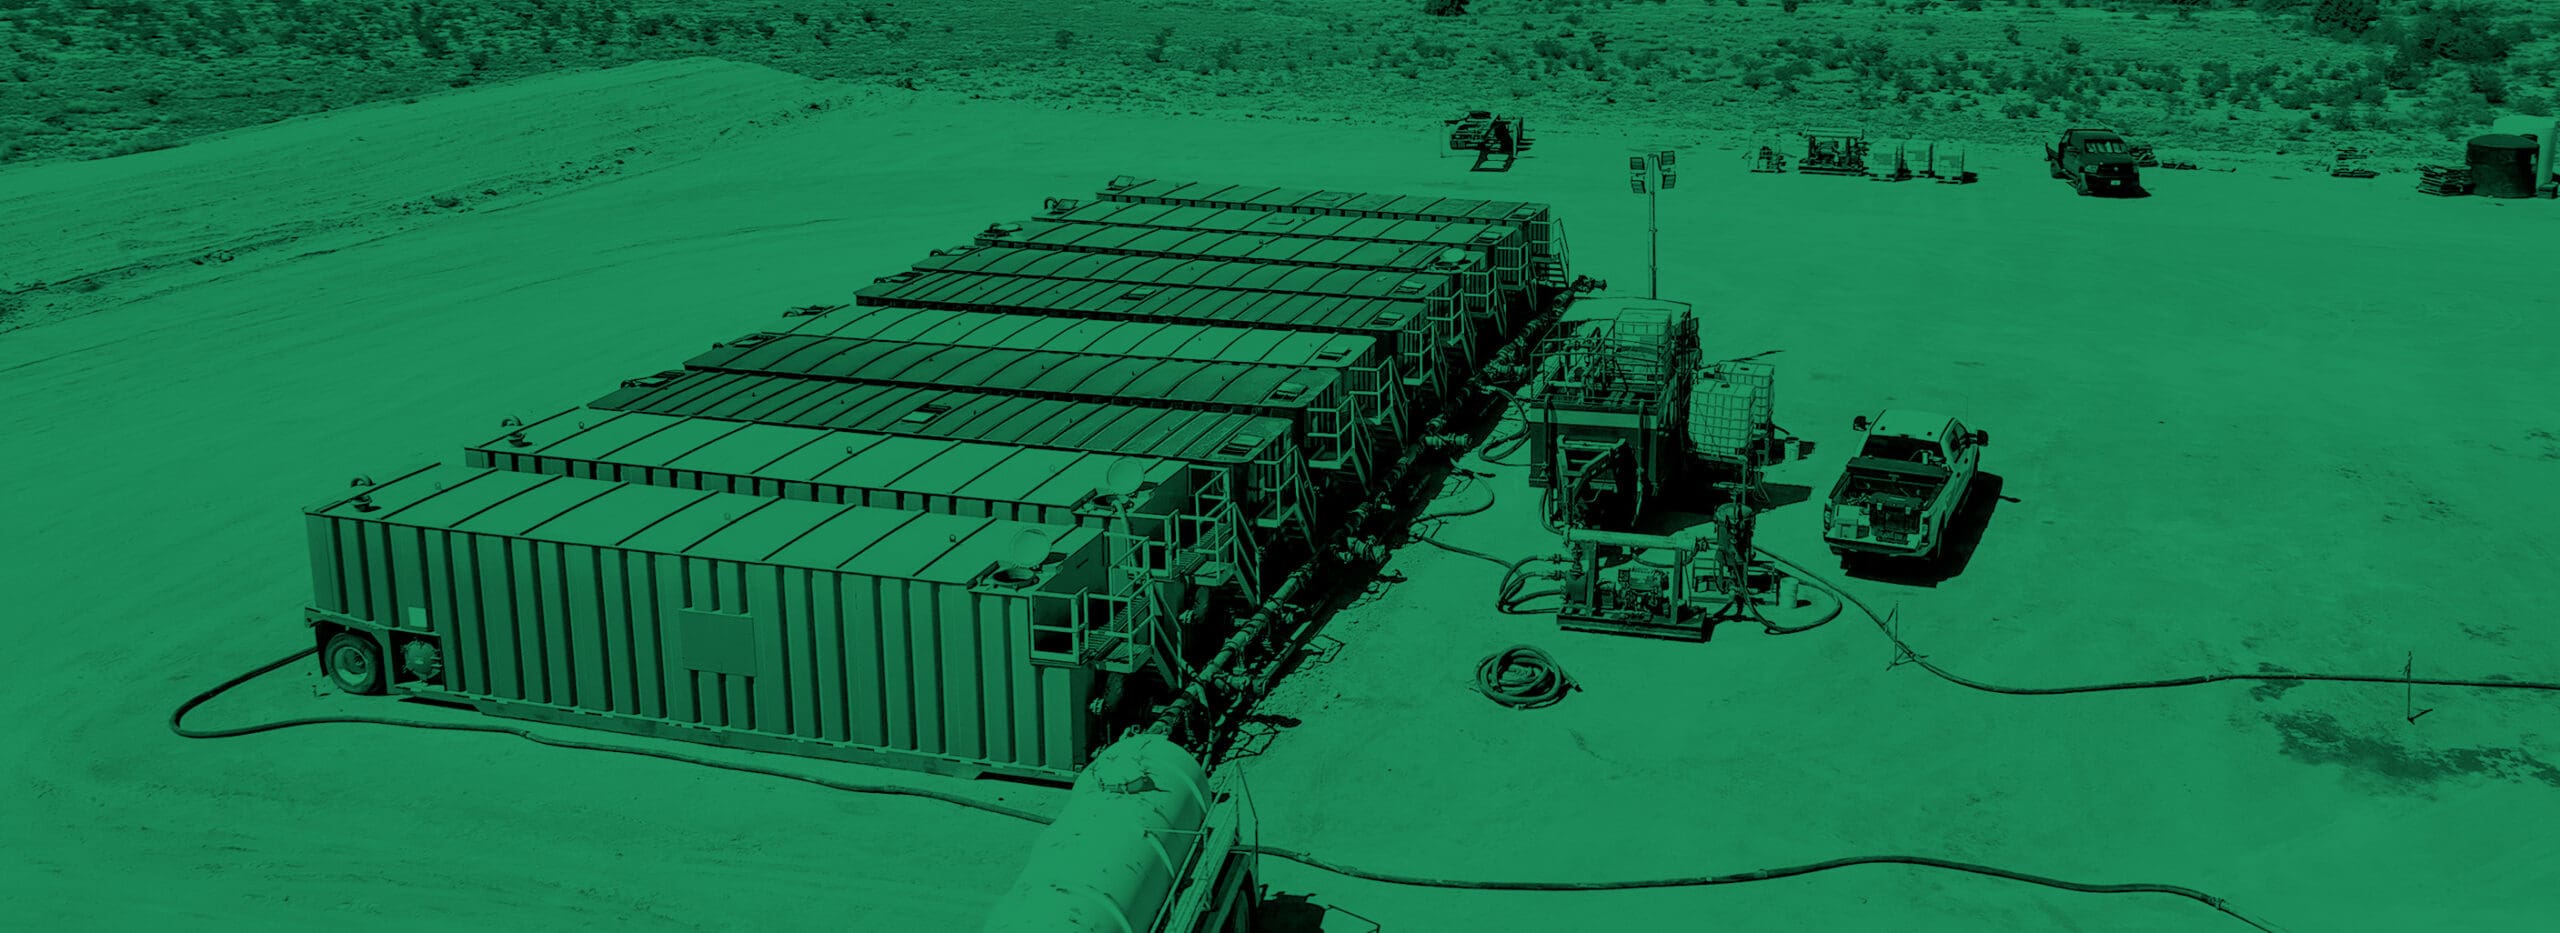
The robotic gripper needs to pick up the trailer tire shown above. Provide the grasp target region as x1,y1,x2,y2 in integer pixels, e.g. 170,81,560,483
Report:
323,631,388,696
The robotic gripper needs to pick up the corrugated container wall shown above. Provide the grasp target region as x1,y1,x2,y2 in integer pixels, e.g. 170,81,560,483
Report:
1091,177,1563,289
778,304,1411,443
590,371,1318,551
304,464,1114,779
853,268,1449,404
1027,198,1533,310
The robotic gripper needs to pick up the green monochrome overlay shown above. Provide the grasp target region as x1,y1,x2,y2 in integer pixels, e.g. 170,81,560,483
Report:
3,2,2556,931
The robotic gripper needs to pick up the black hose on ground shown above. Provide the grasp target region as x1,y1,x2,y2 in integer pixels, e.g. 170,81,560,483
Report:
169,648,1055,824
1473,645,1578,709
1754,546,2560,697
1239,847,2288,933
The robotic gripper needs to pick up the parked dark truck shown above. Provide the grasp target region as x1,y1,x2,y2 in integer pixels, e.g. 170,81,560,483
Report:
2047,128,2142,196
1822,410,1988,561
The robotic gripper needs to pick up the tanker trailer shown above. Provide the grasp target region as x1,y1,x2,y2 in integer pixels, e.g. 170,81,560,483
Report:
981,734,1257,932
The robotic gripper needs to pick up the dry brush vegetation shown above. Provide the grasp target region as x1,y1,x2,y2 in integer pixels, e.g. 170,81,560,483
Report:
0,0,2553,166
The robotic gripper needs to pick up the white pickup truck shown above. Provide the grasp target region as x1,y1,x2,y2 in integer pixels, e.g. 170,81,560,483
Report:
1822,410,1988,560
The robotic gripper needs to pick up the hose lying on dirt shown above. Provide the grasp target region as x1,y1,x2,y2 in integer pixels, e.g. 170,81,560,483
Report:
169,648,1054,824
1473,645,1578,709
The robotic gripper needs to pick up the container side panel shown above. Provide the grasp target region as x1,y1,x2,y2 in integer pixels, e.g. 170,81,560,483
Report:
443,531,487,696
879,578,916,750
475,535,524,700
368,522,404,627
810,572,850,743
334,518,371,620
727,562,758,733
907,580,945,757
687,558,724,729
535,541,575,708
785,567,829,741
1008,601,1040,767
306,515,344,613
562,544,609,711
385,522,424,632
847,575,888,746
753,565,791,738
939,583,984,762
657,553,697,724
598,545,638,715
979,595,1015,765
415,524,456,688
630,551,668,719
1041,664,1077,771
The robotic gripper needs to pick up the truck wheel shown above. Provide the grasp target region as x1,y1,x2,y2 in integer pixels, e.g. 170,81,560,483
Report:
324,631,388,696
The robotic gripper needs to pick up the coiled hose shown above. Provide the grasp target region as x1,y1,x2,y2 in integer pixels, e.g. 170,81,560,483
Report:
1473,645,1578,709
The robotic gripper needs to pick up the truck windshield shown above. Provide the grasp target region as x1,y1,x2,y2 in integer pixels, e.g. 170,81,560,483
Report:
1860,434,1942,465
2082,139,2127,153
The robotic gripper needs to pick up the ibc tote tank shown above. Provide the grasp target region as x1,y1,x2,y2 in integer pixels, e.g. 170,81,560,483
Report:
982,734,1214,933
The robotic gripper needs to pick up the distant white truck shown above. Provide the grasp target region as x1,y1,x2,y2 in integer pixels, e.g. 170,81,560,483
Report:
1822,409,1988,561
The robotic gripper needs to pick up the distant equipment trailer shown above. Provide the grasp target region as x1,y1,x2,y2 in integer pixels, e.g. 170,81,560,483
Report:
1016,199,1538,319
305,464,1120,781
1797,128,1872,177
1443,109,1532,173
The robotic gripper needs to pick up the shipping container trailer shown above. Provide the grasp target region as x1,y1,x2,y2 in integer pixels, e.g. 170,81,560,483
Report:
896,244,1480,377
857,265,1451,405
780,304,1411,443
464,408,1265,620
1022,198,1533,317
1091,177,1570,300
303,463,1126,781
591,370,1318,549
968,221,1504,350
680,333,1374,494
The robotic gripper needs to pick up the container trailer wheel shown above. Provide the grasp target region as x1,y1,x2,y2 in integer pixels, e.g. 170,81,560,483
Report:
323,631,387,696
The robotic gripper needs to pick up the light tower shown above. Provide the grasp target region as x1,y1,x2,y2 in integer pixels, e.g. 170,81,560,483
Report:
1626,148,1677,299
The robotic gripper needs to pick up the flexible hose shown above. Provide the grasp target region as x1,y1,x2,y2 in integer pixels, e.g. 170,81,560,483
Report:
170,648,1055,824
1239,847,2286,932
1473,645,1578,709
1753,546,2560,696
172,646,2288,930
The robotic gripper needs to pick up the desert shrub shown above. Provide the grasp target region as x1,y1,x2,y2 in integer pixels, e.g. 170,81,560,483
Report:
2508,91,2555,118
1422,0,1471,16
1055,29,1075,49
2307,0,2379,37
1741,69,1774,89
1782,0,1801,12
2386,5,2526,65
1532,37,1570,59
1959,0,1985,9
1773,60,1814,81
2061,35,2083,55
1146,26,1174,63
2001,100,2040,118
2003,23,2021,45
2465,64,2508,104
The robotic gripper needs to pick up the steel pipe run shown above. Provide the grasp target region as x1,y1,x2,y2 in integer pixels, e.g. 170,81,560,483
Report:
1147,409,1464,740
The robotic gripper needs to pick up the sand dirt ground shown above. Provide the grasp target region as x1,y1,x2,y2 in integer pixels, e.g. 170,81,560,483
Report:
3,59,2554,932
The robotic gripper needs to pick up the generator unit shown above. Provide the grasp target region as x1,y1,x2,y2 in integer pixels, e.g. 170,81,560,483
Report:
1518,297,1700,530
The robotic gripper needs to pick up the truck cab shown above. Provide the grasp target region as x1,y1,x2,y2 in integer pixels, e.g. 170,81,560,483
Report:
1822,410,1987,560
2047,128,2142,196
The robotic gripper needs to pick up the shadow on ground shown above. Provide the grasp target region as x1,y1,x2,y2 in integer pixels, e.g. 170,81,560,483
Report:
1258,891,1378,933
1837,471,2009,587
